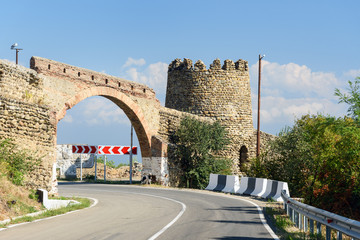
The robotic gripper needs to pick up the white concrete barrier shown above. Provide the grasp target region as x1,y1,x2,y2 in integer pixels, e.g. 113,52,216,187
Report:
205,175,290,202
205,173,219,190
236,176,249,194
222,175,240,193
250,178,268,197
260,179,274,199
262,180,290,201
37,189,79,210
235,177,290,202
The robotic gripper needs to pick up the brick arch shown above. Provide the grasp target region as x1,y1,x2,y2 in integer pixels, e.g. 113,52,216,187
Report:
56,86,152,158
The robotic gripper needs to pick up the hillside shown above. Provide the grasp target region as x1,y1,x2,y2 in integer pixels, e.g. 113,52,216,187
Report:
0,176,42,221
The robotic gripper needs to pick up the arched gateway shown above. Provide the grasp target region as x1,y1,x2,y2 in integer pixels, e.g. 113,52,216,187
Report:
30,57,169,189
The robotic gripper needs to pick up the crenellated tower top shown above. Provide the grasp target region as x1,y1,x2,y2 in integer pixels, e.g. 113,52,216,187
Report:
168,58,248,72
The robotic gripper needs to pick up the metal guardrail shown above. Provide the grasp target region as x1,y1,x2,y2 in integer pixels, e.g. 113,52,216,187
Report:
281,190,360,240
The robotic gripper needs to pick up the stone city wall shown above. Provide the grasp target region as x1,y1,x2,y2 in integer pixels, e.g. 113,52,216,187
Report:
0,60,56,192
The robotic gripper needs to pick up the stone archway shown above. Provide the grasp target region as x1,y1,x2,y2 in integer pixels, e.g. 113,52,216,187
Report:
56,86,152,158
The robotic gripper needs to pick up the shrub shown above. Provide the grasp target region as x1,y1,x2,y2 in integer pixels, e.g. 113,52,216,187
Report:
171,117,232,189
0,138,41,186
245,115,360,220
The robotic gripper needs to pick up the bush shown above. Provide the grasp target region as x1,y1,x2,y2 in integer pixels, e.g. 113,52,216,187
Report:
245,115,360,220
0,138,41,185
96,157,116,168
171,117,232,189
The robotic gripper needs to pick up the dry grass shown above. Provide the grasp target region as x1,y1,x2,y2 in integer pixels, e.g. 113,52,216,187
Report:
0,176,42,221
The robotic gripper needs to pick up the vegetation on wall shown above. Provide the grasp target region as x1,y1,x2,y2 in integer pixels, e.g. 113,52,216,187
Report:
171,117,232,189
0,138,41,186
245,77,360,220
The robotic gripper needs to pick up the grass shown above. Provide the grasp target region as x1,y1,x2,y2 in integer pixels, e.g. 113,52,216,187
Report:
263,202,355,240
0,197,91,228
0,177,43,221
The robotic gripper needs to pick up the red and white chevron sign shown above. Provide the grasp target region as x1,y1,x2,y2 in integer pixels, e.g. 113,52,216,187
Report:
72,145,97,154
97,146,137,155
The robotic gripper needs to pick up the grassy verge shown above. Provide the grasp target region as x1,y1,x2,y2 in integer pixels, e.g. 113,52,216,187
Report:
0,197,91,228
263,202,354,240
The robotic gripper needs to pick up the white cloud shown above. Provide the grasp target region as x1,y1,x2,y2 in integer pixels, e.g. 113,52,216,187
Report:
122,59,168,95
122,57,146,68
251,61,340,99
249,61,353,134
343,69,360,79
80,97,129,126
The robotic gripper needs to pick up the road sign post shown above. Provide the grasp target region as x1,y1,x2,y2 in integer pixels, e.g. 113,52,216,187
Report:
104,155,107,182
95,155,97,181
80,153,83,181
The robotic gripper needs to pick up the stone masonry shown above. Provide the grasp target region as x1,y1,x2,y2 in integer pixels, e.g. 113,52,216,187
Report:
0,60,57,192
0,56,273,192
165,58,273,173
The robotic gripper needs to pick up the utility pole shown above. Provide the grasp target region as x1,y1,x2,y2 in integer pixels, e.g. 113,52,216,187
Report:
129,125,133,184
11,43,23,65
257,54,265,157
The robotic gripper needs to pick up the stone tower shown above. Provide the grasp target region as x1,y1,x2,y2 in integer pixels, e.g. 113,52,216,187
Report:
165,58,255,173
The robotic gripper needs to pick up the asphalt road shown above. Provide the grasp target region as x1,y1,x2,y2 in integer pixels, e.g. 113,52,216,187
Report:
0,183,278,240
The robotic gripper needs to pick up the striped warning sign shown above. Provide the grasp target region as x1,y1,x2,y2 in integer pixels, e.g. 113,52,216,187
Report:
72,145,137,155
72,145,97,154
97,146,137,155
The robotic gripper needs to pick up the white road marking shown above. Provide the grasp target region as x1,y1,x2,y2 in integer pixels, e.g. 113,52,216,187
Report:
63,187,187,240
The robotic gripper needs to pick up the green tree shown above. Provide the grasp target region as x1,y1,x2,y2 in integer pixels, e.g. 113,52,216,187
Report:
171,117,232,189
245,115,360,220
335,77,360,121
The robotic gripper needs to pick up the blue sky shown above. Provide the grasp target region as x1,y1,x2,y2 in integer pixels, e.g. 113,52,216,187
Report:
1,1,360,164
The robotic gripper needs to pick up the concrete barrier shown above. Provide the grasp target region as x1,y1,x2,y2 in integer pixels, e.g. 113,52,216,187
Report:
37,189,79,210
260,179,275,199
262,180,290,201
205,174,239,192
205,174,290,202
222,175,240,193
213,175,227,191
250,178,268,197
205,173,219,190
241,177,257,195
237,176,249,194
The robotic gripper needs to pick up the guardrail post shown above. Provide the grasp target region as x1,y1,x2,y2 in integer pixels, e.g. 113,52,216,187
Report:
310,219,314,234
317,222,322,236
326,226,331,240
336,231,342,240
299,213,303,230
287,205,290,216
295,211,299,228
304,216,308,232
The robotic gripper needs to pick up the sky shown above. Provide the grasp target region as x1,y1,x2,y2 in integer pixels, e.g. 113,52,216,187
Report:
1,1,360,164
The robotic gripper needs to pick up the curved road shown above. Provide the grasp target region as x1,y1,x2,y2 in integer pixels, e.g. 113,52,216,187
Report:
0,183,278,240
